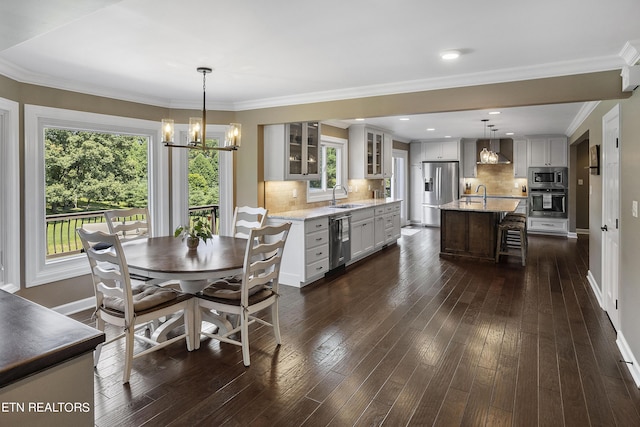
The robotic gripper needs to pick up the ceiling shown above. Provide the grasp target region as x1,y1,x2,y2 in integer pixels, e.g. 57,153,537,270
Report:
1,0,639,141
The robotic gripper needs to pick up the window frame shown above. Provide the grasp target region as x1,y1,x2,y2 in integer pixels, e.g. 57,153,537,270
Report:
307,135,348,203
0,97,20,293
24,105,169,287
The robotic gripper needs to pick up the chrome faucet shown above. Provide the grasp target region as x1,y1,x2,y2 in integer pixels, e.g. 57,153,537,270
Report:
476,184,487,204
331,184,348,206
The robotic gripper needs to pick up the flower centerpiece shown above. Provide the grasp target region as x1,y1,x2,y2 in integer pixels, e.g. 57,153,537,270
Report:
174,217,213,250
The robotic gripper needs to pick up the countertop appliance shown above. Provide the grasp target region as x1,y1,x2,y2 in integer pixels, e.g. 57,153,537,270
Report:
329,214,351,273
528,166,568,218
420,161,459,227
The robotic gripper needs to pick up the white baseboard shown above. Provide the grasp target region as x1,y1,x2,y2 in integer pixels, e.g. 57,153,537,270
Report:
617,331,640,388
52,296,95,316
576,228,590,235
587,270,604,309
567,231,578,239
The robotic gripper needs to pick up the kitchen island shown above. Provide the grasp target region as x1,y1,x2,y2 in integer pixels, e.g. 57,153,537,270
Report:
439,198,520,261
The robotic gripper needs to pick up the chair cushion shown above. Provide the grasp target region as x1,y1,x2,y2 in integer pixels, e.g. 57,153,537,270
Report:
199,285,274,306
102,284,184,314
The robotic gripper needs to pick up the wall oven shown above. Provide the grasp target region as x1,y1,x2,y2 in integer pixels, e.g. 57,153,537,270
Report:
529,188,567,218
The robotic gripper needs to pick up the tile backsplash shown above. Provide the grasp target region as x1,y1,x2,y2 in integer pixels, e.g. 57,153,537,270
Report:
463,164,528,196
265,179,385,213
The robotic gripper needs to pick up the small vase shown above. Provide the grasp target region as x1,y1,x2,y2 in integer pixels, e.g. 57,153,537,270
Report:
186,237,199,250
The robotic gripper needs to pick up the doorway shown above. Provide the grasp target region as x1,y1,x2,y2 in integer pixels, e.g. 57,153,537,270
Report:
602,104,620,331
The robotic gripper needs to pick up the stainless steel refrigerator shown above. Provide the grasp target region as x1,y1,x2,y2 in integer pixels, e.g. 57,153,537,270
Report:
421,161,459,226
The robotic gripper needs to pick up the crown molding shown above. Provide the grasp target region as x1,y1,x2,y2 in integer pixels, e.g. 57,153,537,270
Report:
566,101,600,136
0,54,624,112
619,40,640,66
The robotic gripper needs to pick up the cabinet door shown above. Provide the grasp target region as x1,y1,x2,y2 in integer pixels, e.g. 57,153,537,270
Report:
410,141,423,164
287,122,304,176
422,142,442,160
382,133,393,178
374,215,386,247
462,140,477,178
362,221,375,254
548,137,567,166
440,141,459,160
527,138,548,167
305,122,320,176
513,139,528,177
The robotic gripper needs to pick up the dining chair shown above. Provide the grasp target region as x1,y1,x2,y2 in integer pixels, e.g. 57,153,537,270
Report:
104,207,151,241
194,222,291,366
77,228,194,384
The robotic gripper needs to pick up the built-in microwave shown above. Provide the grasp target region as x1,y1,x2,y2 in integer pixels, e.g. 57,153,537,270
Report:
528,167,567,189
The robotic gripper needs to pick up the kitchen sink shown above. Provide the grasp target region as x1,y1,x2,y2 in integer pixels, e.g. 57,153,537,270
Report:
330,203,365,209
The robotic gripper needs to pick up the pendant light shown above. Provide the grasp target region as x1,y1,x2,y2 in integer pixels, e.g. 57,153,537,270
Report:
162,67,241,151
479,119,491,163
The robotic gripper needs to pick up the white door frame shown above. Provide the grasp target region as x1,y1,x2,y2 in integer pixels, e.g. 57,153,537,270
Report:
602,104,620,331
392,149,409,226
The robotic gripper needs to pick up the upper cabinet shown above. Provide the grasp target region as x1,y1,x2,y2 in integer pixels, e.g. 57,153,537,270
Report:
264,122,321,181
527,137,567,167
462,139,477,178
512,139,528,177
349,125,391,179
412,140,460,163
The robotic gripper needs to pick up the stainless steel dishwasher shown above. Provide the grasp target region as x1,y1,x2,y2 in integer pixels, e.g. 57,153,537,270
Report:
329,214,351,273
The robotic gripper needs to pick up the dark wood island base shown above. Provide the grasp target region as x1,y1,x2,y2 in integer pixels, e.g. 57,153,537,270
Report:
439,198,521,262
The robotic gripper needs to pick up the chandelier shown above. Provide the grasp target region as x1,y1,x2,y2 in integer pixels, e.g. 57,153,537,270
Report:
161,67,241,151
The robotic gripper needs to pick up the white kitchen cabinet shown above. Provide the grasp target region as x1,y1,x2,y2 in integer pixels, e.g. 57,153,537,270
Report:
462,139,477,178
383,133,393,178
350,208,375,260
264,122,320,181
267,216,328,287
527,137,567,167
513,139,528,177
422,140,460,161
349,125,390,179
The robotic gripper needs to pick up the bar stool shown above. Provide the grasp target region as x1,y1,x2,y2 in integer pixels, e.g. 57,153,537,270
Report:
496,216,527,266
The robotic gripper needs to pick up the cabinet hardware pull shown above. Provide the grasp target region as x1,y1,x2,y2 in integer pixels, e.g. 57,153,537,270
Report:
316,237,322,241
316,266,323,270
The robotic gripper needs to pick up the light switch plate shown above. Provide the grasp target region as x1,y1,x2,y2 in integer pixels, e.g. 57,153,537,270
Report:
633,200,638,218
578,179,583,185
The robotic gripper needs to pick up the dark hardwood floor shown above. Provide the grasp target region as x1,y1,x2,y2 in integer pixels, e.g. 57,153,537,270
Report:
70,227,640,426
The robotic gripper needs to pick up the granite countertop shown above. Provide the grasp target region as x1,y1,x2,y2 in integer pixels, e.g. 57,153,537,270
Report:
0,289,105,387
440,197,521,213
269,198,403,221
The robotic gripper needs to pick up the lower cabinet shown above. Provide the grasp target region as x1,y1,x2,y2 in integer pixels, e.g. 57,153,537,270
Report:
351,208,375,261
269,216,329,287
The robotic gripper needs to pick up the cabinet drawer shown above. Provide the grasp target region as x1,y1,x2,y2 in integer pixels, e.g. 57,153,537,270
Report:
384,215,393,229
305,217,328,233
352,208,374,222
528,218,567,233
306,244,328,264
374,206,385,216
305,229,328,248
306,258,329,278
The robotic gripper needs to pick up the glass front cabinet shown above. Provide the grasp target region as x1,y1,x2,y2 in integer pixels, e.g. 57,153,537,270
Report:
264,122,321,181
349,125,390,179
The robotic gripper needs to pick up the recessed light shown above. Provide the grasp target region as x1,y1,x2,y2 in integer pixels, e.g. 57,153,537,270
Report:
506,132,514,136
355,118,365,121
489,111,501,115
427,128,435,131
440,50,460,60
445,135,452,138
399,118,410,121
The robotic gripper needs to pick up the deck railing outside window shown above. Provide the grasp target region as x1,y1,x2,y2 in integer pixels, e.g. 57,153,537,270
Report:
45,205,219,258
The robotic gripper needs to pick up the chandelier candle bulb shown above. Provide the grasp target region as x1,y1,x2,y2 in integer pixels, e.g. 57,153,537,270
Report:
161,119,174,143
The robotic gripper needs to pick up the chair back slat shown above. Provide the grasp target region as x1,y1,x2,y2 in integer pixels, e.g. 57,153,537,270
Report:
232,206,268,239
105,207,151,241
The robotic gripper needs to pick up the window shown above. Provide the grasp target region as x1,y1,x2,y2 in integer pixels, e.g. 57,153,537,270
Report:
170,126,233,236
307,136,348,202
0,97,19,292
25,106,169,287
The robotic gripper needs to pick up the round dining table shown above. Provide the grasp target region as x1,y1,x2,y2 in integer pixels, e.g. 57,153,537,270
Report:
122,235,247,293
121,235,248,342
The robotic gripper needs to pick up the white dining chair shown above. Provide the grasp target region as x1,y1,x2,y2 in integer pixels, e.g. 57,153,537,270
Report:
194,222,291,366
77,228,194,384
